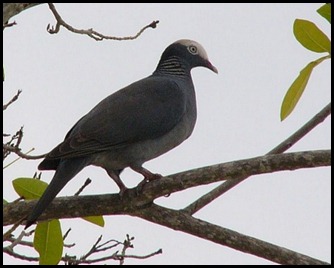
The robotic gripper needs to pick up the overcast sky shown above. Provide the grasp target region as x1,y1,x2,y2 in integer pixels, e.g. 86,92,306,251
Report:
3,3,331,265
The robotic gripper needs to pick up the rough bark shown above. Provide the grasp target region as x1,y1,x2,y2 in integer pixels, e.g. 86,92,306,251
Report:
3,150,330,225
3,3,44,24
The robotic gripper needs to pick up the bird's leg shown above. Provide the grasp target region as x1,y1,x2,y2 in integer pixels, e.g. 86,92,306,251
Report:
106,169,128,198
131,165,163,194
131,165,162,182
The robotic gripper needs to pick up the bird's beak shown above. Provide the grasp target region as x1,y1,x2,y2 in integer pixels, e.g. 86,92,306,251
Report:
205,60,218,74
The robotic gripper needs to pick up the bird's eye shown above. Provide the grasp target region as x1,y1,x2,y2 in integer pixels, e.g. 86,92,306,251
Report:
188,45,198,55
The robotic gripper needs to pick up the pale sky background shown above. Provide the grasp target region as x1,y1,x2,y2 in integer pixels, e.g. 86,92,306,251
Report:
3,3,331,265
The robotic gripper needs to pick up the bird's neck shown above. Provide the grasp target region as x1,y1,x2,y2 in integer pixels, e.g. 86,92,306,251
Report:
153,56,191,78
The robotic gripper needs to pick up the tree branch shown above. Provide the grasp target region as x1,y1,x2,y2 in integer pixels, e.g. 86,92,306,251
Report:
268,102,331,154
130,204,329,265
3,150,330,226
47,3,159,41
3,3,44,24
79,249,163,264
3,247,39,262
3,144,46,160
3,90,22,111
3,20,17,30
3,150,330,264
183,103,331,215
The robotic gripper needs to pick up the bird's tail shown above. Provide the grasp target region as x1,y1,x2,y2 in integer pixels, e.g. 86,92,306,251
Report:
25,157,88,229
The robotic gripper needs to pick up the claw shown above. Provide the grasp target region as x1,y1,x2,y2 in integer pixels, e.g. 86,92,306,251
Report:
118,186,129,200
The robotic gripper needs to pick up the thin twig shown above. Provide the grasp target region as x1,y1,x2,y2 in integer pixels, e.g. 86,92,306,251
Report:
62,228,76,248
5,231,26,251
68,234,158,265
182,103,331,215
4,236,161,264
3,247,39,262
3,217,25,242
3,126,24,160
74,178,92,196
95,239,122,252
5,237,33,248
3,145,46,161
3,90,22,111
3,20,17,30
119,234,134,265
97,239,119,248
62,228,71,241
80,235,103,261
47,3,159,41
78,248,162,264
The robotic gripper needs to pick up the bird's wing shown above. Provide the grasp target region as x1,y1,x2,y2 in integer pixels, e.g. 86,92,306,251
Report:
45,76,187,160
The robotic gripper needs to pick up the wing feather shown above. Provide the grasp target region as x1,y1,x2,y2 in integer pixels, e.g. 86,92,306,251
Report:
41,76,186,166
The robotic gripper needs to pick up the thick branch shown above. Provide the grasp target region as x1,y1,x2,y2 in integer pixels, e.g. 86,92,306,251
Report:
3,150,330,226
3,3,44,24
130,204,329,265
183,103,331,214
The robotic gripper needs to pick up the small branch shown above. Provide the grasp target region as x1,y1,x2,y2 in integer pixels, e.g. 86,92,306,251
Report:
3,126,24,161
5,231,25,251
80,235,103,261
3,148,38,169
3,144,46,161
74,178,92,196
5,236,33,248
119,234,134,265
4,234,161,264
3,247,39,262
3,20,16,30
63,234,160,265
78,248,163,264
47,3,159,41
95,239,122,252
183,103,331,215
121,248,163,260
62,228,71,241
3,217,25,242
3,89,22,111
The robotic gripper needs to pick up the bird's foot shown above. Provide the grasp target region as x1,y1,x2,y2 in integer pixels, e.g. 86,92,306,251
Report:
118,186,129,200
135,173,163,195
131,165,163,193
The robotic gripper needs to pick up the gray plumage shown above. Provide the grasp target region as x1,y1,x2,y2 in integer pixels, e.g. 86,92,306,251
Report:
25,39,217,228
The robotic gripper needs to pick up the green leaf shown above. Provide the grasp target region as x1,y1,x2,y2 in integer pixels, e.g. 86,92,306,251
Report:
317,4,331,24
34,220,63,265
3,199,8,205
280,56,329,121
293,19,331,53
82,215,105,227
12,178,48,200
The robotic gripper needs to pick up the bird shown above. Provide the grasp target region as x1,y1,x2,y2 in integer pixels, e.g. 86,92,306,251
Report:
25,39,218,229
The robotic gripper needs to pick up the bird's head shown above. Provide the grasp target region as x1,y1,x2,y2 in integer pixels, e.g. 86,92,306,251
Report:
160,39,218,74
